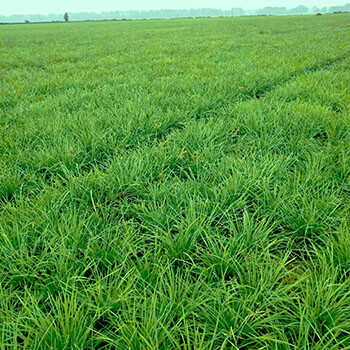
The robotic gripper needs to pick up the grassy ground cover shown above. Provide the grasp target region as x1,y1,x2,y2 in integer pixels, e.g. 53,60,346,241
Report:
1,14,350,349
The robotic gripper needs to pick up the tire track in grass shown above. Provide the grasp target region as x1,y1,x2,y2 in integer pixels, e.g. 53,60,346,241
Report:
201,51,350,113
100,50,350,161
132,51,350,150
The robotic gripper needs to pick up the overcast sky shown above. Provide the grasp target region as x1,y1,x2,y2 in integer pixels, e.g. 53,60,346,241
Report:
0,0,345,15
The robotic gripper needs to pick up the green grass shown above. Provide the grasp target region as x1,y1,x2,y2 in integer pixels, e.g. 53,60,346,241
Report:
1,14,350,349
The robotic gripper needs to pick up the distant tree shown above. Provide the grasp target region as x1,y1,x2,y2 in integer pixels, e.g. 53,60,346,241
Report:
329,4,350,12
289,5,308,14
311,6,320,14
231,8,244,17
64,12,69,22
258,7,287,15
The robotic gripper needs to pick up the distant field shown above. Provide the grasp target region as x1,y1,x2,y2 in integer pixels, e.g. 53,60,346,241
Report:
1,15,350,349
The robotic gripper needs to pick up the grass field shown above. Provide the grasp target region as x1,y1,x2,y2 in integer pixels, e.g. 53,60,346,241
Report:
1,14,350,349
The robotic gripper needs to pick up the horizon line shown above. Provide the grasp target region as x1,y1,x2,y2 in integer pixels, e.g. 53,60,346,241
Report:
1,3,349,17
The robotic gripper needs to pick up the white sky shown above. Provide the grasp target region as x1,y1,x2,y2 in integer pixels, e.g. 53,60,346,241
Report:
0,0,345,15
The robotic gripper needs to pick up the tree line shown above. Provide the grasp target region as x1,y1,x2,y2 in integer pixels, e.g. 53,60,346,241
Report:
1,4,349,23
